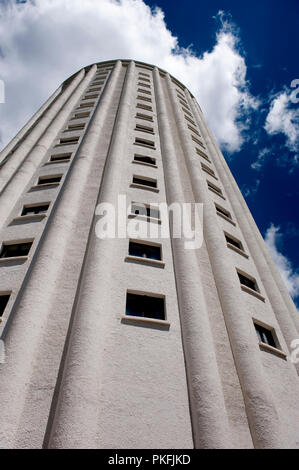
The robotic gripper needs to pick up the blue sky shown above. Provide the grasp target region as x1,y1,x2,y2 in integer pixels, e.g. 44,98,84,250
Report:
0,0,298,303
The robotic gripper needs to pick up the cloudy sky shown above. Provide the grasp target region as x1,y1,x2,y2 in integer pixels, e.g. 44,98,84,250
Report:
0,0,298,305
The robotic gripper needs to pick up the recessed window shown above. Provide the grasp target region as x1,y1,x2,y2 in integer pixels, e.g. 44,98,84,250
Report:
58,137,79,146
237,271,259,292
88,87,102,92
207,180,223,196
131,203,160,220
72,112,90,119
50,153,71,163
137,82,151,88
188,125,200,136
135,112,153,122
132,176,157,189
192,135,205,148
129,241,161,260
22,203,49,216
254,322,276,348
225,233,244,251
138,77,150,83
137,87,151,95
182,107,193,118
201,163,216,178
134,137,155,148
179,99,189,109
0,241,33,259
0,294,10,318
135,124,154,134
133,154,156,166
126,292,165,320
139,72,150,77
136,103,153,111
137,95,152,103
78,102,95,108
66,123,85,131
215,203,233,220
37,175,62,185
184,115,196,126
195,147,210,162
83,94,98,100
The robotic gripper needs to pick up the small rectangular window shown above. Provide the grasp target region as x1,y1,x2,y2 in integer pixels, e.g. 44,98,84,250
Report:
138,77,151,83
137,95,152,103
126,292,165,320
0,294,10,318
133,154,156,166
37,175,62,185
136,103,153,111
184,115,196,126
201,163,216,178
225,233,244,251
129,241,161,260
78,102,95,108
22,203,49,216
132,176,157,189
192,135,205,148
137,82,151,88
137,88,151,95
50,153,71,163
135,124,154,134
135,113,153,122
182,107,193,118
66,123,85,131
179,99,189,109
131,203,160,220
72,112,90,120
254,323,276,348
139,72,150,77
0,241,33,258
88,87,102,92
215,203,232,220
188,124,200,137
195,147,210,162
83,94,98,100
237,271,259,292
134,137,155,148
58,137,79,146
207,181,223,196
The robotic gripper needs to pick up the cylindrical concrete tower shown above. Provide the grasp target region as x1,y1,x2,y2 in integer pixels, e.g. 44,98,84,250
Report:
0,59,298,449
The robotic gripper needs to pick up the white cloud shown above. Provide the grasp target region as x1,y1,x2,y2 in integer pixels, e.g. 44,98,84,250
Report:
251,147,271,170
265,224,299,299
265,89,299,152
0,0,258,153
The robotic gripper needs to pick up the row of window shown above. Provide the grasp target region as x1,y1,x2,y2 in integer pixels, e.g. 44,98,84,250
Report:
0,68,111,325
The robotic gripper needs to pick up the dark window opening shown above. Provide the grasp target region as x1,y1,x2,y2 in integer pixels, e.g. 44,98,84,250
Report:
131,204,159,220
38,175,62,185
22,204,49,216
134,155,156,165
133,176,157,188
129,241,161,260
135,137,155,148
208,181,222,194
215,204,232,219
135,124,154,133
0,242,33,258
225,234,243,250
238,272,258,292
50,153,71,162
254,323,276,348
0,294,10,317
59,137,79,145
126,292,165,320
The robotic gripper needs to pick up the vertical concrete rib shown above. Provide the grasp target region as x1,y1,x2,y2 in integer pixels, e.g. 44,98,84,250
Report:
47,61,133,448
188,95,299,345
153,68,232,449
0,84,62,168
0,68,90,228
165,74,283,448
0,72,82,194
0,62,122,448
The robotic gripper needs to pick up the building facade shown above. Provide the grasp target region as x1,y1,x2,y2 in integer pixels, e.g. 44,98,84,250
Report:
0,59,299,449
